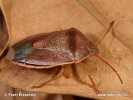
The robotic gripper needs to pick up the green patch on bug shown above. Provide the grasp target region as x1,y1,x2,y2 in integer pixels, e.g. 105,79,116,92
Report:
13,43,33,63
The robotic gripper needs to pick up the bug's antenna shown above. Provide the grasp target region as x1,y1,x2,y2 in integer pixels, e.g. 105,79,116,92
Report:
95,55,123,84
96,21,115,46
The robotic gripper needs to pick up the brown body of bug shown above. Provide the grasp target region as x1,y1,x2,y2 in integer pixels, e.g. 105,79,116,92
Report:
9,21,123,94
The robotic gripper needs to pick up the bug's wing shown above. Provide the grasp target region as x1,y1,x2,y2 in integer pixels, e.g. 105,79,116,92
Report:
11,28,99,66
25,48,74,66
12,30,74,66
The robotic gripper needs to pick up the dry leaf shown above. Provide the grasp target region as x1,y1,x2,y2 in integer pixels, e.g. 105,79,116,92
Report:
0,4,9,58
78,0,133,53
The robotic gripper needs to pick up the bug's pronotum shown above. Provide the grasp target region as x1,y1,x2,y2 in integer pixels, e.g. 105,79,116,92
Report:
9,21,123,94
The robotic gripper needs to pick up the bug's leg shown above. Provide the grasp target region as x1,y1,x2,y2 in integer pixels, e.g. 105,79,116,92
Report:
63,65,71,79
74,64,101,94
88,75,101,94
96,21,114,46
95,54,123,84
81,65,101,94
31,66,64,88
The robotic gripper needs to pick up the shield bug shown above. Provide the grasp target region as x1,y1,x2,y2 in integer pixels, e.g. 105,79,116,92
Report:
8,21,123,94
